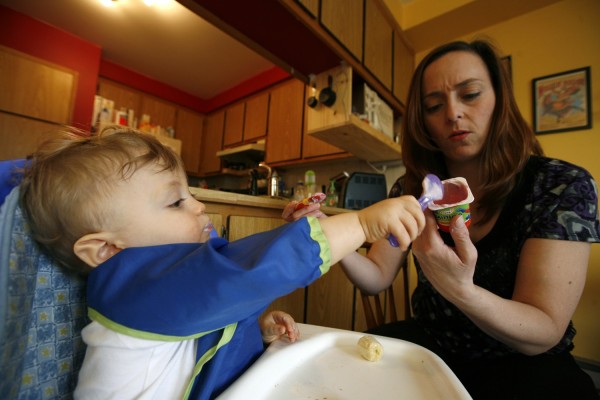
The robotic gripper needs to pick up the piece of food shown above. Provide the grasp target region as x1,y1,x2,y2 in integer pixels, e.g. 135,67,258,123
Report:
357,335,383,362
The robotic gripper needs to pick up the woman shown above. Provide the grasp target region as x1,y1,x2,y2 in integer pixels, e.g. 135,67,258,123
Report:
284,40,600,399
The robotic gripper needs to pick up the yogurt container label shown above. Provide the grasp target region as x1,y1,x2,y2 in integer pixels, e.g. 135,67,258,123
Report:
428,177,474,232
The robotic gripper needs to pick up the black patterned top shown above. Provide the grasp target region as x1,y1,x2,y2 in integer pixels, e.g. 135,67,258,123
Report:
389,156,600,359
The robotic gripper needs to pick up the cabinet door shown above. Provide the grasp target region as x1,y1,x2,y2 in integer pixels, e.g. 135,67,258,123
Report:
0,112,61,160
265,79,305,163
228,216,305,322
0,46,76,125
306,262,355,330
243,92,269,142
297,0,319,18
364,1,393,90
140,95,177,129
206,213,225,238
199,111,224,175
223,102,245,147
175,108,204,174
321,0,364,61
393,31,414,105
97,78,141,117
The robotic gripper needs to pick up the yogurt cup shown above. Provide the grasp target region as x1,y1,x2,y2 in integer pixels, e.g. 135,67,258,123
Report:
427,177,474,232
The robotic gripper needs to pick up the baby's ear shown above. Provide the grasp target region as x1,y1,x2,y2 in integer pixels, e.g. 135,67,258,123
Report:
74,233,122,268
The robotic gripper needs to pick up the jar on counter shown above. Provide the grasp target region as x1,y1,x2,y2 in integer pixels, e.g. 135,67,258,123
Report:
293,181,307,201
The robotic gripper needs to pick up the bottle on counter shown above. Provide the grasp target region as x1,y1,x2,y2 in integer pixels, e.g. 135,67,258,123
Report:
305,170,316,196
325,180,338,207
293,181,307,201
269,170,279,197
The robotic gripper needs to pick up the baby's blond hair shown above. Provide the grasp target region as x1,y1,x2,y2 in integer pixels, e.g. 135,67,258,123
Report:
20,126,184,274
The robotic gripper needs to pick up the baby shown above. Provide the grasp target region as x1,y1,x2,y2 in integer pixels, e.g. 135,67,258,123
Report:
20,127,424,399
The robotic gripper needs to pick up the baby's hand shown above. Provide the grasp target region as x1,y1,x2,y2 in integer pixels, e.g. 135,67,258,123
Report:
357,196,425,249
282,199,326,222
260,310,300,343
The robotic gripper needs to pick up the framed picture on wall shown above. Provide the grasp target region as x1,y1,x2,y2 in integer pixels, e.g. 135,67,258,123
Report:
532,67,592,134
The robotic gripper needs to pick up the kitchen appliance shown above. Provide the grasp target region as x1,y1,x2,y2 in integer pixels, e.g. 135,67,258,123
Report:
340,172,387,210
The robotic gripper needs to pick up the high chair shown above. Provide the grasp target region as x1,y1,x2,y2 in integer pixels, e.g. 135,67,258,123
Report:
0,186,87,399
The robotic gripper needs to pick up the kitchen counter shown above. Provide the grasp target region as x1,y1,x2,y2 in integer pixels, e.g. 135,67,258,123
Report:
189,187,349,217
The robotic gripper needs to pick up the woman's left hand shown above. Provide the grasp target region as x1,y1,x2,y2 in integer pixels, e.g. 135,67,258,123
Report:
411,212,478,303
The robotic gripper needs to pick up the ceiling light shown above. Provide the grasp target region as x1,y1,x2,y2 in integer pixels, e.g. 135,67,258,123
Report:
99,0,118,7
143,0,172,7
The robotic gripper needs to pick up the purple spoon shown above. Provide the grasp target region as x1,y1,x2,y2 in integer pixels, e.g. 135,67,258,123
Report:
388,174,444,247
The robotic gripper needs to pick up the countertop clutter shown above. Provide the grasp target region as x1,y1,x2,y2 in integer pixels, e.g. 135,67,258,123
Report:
190,187,349,215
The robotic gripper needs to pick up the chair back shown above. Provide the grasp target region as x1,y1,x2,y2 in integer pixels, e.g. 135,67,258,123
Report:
360,251,412,330
0,187,87,400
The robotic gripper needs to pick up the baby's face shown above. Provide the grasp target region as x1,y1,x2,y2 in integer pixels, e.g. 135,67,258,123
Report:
106,163,213,249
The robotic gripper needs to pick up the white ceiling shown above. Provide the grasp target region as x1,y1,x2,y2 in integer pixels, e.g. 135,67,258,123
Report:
0,0,275,100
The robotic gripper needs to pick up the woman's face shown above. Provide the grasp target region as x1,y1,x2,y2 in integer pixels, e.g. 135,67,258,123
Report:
421,51,496,165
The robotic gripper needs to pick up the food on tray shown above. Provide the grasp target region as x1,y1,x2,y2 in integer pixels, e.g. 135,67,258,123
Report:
357,335,383,362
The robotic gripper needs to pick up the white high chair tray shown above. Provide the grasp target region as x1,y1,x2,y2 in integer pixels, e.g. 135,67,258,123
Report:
218,324,471,399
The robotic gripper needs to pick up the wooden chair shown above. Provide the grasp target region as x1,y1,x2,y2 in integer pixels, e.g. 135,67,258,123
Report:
360,251,412,330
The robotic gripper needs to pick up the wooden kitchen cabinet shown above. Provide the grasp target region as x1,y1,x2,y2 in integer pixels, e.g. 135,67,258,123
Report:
0,45,77,160
206,212,225,238
364,0,393,90
0,113,61,160
97,78,141,116
393,31,414,105
140,95,177,130
306,262,355,330
223,101,245,147
243,91,269,142
297,0,319,18
228,215,306,322
321,0,364,61
265,79,305,164
199,111,224,175
0,45,76,125
175,107,204,174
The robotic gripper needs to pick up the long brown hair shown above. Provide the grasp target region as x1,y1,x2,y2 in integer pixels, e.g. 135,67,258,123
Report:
401,39,543,223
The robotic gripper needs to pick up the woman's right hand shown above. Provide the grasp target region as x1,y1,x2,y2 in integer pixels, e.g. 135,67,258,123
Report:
282,200,326,222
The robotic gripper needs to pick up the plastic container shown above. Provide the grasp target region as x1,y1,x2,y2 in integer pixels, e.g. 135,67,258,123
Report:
305,170,316,196
428,177,474,232
293,181,307,201
325,180,338,207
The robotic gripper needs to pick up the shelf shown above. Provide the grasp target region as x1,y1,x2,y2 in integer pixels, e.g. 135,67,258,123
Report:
307,114,401,163
216,140,265,164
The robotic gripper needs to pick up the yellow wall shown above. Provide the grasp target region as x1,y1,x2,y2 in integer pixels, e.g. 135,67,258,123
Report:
414,0,600,361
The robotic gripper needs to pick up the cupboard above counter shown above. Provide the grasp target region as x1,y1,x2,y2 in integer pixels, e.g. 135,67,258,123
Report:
180,0,410,167
306,64,402,163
